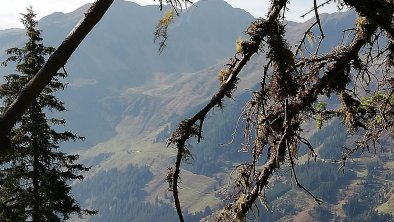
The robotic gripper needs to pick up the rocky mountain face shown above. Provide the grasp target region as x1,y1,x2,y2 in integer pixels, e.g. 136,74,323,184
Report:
1,1,393,221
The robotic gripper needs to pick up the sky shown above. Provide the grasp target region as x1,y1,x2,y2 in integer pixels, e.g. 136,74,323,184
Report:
0,0,338,30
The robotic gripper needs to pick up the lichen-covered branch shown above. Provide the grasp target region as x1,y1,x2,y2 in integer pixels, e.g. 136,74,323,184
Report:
166,18,266,222
212,19,378,222
167,0,289,221
166,0,394,221
344,0,394,38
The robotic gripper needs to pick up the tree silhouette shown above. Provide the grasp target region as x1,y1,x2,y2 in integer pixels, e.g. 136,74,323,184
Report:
0,7,95,221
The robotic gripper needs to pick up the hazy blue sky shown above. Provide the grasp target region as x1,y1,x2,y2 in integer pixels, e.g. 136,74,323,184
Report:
0,0,338,30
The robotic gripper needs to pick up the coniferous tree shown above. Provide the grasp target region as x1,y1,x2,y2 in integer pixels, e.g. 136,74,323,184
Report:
0,7,94,221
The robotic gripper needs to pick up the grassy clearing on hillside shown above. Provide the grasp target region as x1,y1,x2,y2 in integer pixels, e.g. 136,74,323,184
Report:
79,128,222,214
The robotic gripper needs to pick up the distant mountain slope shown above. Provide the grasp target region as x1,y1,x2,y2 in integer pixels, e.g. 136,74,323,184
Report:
0,0,254,148
72,5,363,221
2,1,393,221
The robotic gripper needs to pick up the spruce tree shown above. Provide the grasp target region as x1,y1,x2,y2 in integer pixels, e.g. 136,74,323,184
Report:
0,7,94,221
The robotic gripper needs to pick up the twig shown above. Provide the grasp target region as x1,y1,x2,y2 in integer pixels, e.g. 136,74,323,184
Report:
300,0,333,18
313,0,325,55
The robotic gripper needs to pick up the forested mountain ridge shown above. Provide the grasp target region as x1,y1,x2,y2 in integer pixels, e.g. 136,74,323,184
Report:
0,0,393,221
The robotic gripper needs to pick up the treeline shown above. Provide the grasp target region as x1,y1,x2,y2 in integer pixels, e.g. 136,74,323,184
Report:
245,160,356,221
73,165,177,222
296,161,356,203
73,165,207,222
255,158,394,221
304,118,347,160
342,160,393,222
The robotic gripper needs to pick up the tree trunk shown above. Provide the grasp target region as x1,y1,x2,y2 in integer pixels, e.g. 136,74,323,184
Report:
0,0,114,152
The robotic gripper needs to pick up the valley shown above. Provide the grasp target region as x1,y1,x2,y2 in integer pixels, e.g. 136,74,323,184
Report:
0,0,393,221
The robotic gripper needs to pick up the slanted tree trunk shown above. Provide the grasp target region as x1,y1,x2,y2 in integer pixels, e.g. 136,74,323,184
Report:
0,0,114,152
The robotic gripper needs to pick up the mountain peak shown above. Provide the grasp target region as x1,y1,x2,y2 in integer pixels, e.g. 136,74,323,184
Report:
192,0,250,16
195,0,233,8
